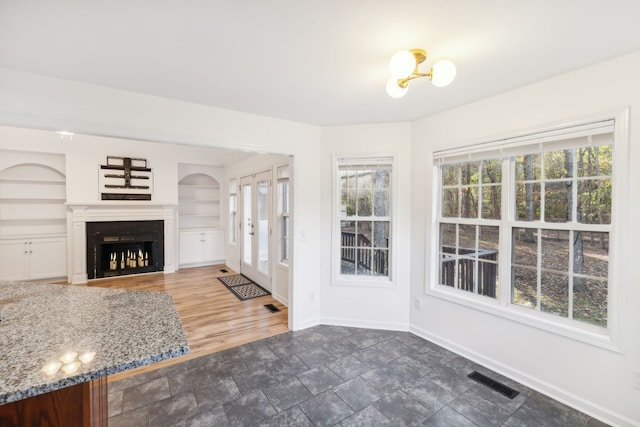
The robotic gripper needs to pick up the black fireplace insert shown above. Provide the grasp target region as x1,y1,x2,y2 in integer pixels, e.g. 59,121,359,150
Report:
86,220,164,279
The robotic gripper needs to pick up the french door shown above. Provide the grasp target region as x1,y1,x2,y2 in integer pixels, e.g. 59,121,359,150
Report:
240,171,271,289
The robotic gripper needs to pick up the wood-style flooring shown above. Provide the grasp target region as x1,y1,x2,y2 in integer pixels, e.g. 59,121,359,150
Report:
84,265,289,382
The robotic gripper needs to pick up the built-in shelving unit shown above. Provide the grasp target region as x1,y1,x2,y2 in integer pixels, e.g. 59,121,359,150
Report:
0,160,67,281
177,167,225,268
0,164,67,238
178,173,220,230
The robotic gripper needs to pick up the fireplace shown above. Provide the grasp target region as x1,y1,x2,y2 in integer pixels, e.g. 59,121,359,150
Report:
86,220,164,279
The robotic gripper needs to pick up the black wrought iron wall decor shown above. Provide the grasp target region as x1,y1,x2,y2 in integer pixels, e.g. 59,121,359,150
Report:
99,156,153,200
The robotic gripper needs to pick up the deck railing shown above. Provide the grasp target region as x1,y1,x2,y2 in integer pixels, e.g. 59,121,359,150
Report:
440,246,498,297
341,231,388,275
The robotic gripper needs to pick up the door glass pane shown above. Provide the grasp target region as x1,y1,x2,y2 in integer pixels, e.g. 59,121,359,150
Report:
257,179,269,275
242,183,252,265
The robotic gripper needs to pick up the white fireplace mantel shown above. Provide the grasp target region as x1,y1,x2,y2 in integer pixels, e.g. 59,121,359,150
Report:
67,204,178,284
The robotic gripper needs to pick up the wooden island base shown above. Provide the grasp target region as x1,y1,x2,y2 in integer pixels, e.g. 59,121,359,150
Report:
0,377,107,427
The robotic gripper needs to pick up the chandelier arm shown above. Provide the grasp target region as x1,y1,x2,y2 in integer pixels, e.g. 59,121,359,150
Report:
397,70,433,88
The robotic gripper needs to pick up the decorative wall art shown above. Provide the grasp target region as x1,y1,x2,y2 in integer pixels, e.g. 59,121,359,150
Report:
99,156,153,200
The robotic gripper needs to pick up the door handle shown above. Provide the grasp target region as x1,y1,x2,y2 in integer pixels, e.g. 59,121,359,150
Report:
248,232,255,236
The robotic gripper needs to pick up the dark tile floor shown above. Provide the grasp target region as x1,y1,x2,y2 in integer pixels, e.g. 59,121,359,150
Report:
108,325,609,426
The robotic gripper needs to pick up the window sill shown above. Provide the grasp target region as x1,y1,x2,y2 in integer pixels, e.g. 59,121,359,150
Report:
425,285,620,353
332,275,396,289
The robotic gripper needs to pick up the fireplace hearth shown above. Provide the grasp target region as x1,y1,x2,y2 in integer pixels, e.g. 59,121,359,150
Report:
86,220,164,279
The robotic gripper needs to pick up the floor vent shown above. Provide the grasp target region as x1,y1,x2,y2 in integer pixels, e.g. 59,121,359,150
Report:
219,269,228,273
264,304,281,313
467,371,519,399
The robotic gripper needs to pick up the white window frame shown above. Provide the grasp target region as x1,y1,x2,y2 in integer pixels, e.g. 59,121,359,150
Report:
332,154,396,287
427,110,629,351
277,165,290,265
228,178,238,245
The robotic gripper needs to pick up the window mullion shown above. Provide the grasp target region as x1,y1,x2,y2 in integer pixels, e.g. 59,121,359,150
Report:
536,227,542,311
568,230,575,320
500,156,513,306
540,152,546,223
474,224,479,294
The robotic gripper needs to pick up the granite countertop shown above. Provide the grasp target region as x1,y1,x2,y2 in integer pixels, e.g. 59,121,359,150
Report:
0,281,189,404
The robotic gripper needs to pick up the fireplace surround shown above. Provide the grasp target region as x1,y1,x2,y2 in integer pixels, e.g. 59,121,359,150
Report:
69,205,176,284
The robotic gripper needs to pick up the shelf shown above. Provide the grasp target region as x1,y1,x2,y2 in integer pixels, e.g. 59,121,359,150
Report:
1,218,66,223
179,226,223,231
178,184,220,189
0,178,66,185
178,198,220,203
0,232,67,240
0,198,67,203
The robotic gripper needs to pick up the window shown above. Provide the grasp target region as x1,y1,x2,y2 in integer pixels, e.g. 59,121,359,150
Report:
277,166,290,264
334,157,393,284
432,115,627,345
229,178,237,244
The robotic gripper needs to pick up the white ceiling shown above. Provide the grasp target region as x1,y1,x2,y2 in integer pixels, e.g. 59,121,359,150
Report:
2,1,640,127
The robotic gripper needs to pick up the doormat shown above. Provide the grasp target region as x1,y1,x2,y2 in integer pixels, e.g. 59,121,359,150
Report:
218,274,271,301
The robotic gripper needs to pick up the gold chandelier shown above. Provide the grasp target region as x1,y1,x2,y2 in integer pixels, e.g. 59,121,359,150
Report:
386,49,456,98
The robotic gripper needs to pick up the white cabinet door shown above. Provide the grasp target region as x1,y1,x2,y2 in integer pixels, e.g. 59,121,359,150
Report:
28,237,67,280
179,229,225,267
0,239,29,280
202,229,224,262
0,237,65,280
179,231,204,265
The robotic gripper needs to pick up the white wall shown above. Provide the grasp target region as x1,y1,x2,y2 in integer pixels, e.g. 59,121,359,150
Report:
319,123,412,330
0,67,323,331
410,52,640,426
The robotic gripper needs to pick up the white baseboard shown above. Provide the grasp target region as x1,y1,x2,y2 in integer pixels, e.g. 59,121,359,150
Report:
409,324,637,427
272,291,288,307
225,261,240,273
320,316,409,332
293,317,322,331
177,260,224,270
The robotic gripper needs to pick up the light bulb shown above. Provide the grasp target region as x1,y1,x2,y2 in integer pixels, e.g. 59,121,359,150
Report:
79,351,96,364
62,362,81,375
42,361,61,375
388,50,416,78
59,351,78,364
386,78,408,98
430,60,456,87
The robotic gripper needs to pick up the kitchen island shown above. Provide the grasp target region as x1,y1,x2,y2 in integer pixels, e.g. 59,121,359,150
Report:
0,280,189,426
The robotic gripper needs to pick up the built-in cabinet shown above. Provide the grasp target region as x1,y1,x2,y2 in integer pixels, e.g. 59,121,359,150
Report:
177,166,225,267
0,158,68,281
0,237,66,281
179,229,224,266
